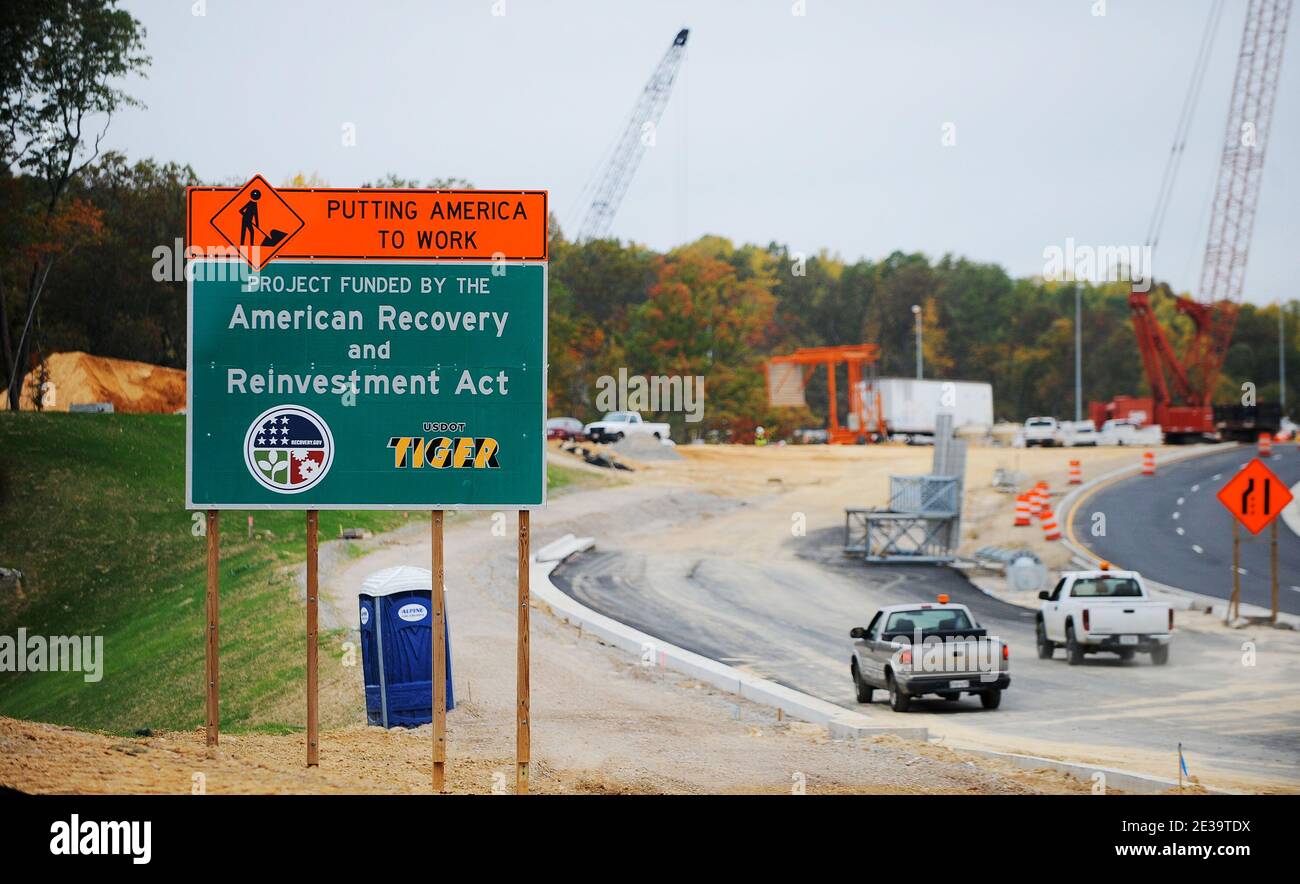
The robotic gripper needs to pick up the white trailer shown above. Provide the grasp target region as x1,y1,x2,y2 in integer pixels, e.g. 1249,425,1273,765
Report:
856,378,994,437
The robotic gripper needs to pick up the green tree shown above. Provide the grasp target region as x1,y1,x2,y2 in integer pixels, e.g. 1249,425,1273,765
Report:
1,0,148,409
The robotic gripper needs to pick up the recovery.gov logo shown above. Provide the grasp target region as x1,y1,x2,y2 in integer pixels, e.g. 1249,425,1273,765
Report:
243,405,334,494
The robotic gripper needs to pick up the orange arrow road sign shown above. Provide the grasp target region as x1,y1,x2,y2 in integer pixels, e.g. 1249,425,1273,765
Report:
1216,457,1293,535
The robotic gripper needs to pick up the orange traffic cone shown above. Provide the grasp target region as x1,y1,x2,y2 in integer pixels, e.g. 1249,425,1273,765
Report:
1067,460,1082,485
1141,450,1155,476
1258,433,1272,458
1014,494,1031,527
1041,507,1061,541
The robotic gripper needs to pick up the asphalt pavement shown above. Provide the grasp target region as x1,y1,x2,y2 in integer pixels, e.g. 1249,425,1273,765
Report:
1070,444,1300,615
551,522,1300,787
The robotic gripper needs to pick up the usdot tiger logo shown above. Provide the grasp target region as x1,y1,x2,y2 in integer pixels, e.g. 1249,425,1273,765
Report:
387,435,500,469
244,405,334,493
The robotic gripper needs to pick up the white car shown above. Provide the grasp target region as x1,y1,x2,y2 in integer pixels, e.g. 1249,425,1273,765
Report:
1064,420,1099,446
1097,418,1140,446
1022,416,1062,447
1036,566,1173,665
583,411,671,444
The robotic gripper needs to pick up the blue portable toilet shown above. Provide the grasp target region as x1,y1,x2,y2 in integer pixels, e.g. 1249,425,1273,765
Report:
358,566,454,728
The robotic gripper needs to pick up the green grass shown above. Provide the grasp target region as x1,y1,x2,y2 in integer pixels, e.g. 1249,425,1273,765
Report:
0,413,588,735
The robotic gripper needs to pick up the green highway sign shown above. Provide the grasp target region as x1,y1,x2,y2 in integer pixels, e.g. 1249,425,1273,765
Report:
186,259,546,509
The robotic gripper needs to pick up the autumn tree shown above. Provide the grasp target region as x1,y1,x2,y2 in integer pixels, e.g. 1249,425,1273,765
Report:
1,0,148,409
627,240,776,438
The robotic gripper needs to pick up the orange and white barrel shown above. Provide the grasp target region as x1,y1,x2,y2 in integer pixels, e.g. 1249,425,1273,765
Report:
1141,450,1156,476
1258,433,1272,458
1014,495,1031,527
1041,507,1062,541
1034,482,1050,518
1067,460,1082,485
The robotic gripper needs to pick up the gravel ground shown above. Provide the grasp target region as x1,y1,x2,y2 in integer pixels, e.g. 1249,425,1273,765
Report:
1,444,1134,794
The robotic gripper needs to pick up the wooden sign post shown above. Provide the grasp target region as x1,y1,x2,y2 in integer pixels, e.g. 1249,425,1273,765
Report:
205,510,220,747
306,511,319,767
431,511,447,792
1230,518,1241,624
1271,519,1280,625
517,510,531,794
186,177,548,780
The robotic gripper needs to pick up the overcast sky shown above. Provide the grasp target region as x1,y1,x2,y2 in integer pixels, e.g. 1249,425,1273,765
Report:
112,0,1297,305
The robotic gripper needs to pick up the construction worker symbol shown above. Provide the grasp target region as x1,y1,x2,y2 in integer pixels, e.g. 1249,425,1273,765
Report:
208,174,305,270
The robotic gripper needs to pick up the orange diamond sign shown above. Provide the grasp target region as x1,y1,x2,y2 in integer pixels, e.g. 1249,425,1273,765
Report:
207,174,304,270
1216,458,1293,535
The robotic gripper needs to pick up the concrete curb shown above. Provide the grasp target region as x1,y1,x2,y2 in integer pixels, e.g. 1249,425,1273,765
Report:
956,747,1236,795
1056,446,1299,629
531,535,928,742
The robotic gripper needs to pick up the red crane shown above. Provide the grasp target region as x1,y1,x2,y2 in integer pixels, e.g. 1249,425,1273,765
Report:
1099,0,1292,442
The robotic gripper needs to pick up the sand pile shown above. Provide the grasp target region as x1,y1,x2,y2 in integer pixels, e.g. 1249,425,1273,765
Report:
610,433,683,461
1,351,185,413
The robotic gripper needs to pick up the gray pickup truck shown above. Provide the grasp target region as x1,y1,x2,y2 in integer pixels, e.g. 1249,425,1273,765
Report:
850,599,1010,712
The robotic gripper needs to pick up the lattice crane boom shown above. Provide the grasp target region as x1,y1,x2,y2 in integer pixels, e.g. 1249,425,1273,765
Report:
1124,0,1292,437
576,28,688,242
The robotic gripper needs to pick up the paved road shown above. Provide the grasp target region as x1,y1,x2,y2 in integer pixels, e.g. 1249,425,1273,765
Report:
552,524,1300,788
1070,445,1300,615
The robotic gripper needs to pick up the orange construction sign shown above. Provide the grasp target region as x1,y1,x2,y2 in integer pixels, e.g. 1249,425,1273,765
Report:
1216,458,1293,535
187,174,548,270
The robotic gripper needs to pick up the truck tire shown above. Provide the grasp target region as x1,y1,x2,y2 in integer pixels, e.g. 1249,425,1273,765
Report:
1066,624,1085,666
1150,645,1170,666
887,674,911,712
852,662,873,703
609,432,623,443
979,689,1002,710
1036,621,1055,659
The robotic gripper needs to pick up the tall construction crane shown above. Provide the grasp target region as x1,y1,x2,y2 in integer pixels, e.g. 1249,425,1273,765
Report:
1111,0,1292,442
575,28,688,241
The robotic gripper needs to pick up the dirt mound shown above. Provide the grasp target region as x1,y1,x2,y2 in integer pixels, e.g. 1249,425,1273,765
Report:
610,433,682,461
1,351,185,413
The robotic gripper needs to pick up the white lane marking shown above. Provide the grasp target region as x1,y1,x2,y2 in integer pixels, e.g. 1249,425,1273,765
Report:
1176,527,1185,536
1290,586,1300,594
1177,497,1185,506
1192,544,1204,554
1191,484,1200,492
1237,567,1248,576
1212,473,1222,481
1172,511,1180,520
1282,480,1300,540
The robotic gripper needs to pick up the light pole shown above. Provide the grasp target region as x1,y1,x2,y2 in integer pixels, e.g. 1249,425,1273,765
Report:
911,304,923,380
1281,302,1287,414
1075,286,1083,424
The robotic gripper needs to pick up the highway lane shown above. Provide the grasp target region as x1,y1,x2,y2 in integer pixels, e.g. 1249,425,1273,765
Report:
1070,445,1300,615
552,525,1300,788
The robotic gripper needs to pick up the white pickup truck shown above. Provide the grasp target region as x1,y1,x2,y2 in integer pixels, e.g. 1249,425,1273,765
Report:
1036,566,1173,665
850,598,1010,712
1022,416,1063,447
583,411,671,444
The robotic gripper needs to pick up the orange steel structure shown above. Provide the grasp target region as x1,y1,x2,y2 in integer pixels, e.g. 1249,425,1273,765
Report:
767,344,885,444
